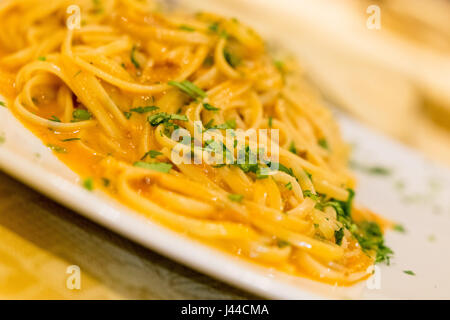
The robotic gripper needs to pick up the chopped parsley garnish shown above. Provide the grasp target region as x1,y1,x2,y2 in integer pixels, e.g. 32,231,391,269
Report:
274,60,284,73
276,163,295,178
207,119,236,130
92,0,103,14
203,56,214,66
355,221,393,264
72,109,92,121
204,119,215,130
223,49,241,68
350,161,392,176
318,138,329,150
147,112,188,127
0,101,5,107
366,167,391,175
393,224,406,233
49,115,61,122
133,161,172,173
141,150,163,160
268,117,273,128
288,141,297,154
277,239,290,248
102,177,110,187
285,182,292,190
334,227,344,245
130,45,140,69
47,144,67,153
130,106,159,114
83,177,94,191
208,22,219,33
170,114,188,121
61,138,81,142
305,171,312,180
203,103,219,111
38,56,46,61
228,193,244,202
124,111,132,119
303,190,321,201
168,80,206,101
179,25,195,32
309,188,393,264
403,270,415,276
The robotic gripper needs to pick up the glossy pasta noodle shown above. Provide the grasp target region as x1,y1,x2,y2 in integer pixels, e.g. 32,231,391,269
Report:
0,0,393,285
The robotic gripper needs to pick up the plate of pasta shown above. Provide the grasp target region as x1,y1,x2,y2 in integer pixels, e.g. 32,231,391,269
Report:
0,0,449,299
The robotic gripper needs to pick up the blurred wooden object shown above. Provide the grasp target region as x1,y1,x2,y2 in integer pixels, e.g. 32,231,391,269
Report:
190,0,450,166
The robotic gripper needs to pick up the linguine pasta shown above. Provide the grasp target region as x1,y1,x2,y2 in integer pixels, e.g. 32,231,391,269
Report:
0,0,392,285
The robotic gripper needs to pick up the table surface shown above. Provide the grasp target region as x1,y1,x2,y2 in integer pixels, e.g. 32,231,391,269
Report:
0,171,256,299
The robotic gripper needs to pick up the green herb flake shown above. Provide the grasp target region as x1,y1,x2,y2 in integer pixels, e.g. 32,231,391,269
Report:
38,56,46,61
170,114,188,121
268,117,273,128
0,101,5,108
133,161,172,173
72,109,92,121
49,115,61,122
208,119,236,130
277,239,290,248
61,138,81,142
203,56,214,66
356,220,393,264
351,161,392,176
102,178,110,187
168,80,206,100
124,111,132,119
367,167,391,175
147,112,187,127
228,193,244,203
203,103,219,111
223,49,241,68
47,144,67,153
314,188,393,264
130,45,140,69
303,190,321,202
393,224,406,233
318,138,329,150
395,180,405,191
285,182,292,190
277,163,295,178
148,113,170,126
83,177,94,191
208,22,219,33
204,119,215,130
141,150,163,160
334,227,344,245
130,106,159,114
274,60,284,73
179,25,195,32
403,270,415,276
288,141,297,154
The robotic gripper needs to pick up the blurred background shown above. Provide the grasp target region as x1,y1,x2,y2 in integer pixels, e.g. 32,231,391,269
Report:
190,0,450,167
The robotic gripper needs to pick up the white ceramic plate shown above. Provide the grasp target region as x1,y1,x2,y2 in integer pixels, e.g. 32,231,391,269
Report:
1,101,449,299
